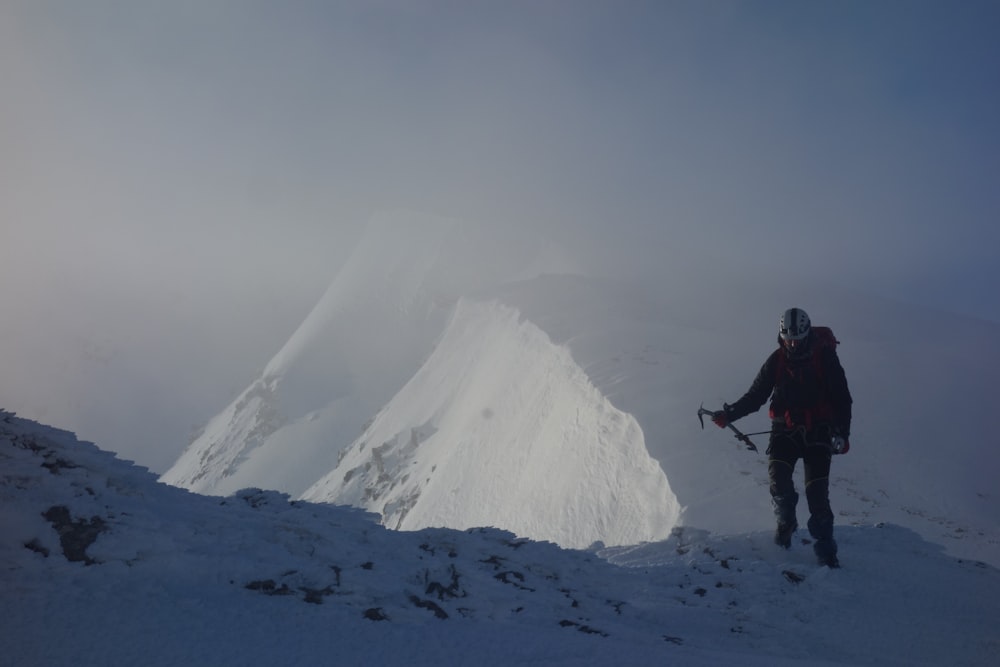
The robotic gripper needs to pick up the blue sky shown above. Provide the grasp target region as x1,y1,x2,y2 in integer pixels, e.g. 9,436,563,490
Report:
1,1,998,464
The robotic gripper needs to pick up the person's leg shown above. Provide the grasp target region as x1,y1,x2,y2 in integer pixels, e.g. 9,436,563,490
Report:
768,432,800,548
804,446,838,566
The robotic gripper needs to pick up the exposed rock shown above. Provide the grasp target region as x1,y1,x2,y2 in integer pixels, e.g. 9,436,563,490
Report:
42,505,107,565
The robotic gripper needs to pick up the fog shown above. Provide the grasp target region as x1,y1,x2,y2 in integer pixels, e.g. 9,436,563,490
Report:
2,1,998,471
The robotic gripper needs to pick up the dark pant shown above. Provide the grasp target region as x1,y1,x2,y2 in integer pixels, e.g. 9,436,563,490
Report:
767,428,836,556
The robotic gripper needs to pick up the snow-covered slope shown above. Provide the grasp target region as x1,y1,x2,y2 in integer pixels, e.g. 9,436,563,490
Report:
4,412,999,666
302,299,679,548
482,274,1000,566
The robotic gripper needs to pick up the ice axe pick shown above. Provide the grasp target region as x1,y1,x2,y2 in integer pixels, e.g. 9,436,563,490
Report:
698,404,759,452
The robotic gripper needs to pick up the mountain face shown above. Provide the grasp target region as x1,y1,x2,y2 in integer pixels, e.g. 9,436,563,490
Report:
162,212,1000,566
301,299,679,548
161,212,556,498
162,212,680,548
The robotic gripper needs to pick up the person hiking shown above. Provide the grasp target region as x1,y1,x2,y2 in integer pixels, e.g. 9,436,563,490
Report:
711,307,852,568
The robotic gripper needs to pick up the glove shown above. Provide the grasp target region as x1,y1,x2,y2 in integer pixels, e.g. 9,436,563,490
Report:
711,410,730,428
830,436,850,455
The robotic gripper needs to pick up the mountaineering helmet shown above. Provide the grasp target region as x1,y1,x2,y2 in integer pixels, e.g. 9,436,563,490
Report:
779,307,811,345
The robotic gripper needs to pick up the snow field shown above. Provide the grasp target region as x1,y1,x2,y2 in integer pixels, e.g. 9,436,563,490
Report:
3,412,998,666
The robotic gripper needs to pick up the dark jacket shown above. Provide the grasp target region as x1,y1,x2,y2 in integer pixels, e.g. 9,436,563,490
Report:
726,334,852,439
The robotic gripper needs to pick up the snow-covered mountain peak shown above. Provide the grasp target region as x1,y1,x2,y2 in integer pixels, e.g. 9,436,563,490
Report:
263,210,551,414
302,299,680,548
160,211,592,512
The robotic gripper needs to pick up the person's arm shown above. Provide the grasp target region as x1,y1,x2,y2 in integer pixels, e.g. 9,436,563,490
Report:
724,350,779,422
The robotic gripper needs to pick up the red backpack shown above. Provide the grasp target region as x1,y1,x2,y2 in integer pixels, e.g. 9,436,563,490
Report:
770,326,839,430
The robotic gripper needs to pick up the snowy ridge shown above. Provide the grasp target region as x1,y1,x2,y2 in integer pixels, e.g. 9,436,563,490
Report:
302,299,680,548
161,212,548,497
4,411,999,666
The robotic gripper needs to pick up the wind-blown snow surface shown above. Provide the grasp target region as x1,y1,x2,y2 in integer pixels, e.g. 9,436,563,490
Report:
163,212,1000,568
3,412,999,666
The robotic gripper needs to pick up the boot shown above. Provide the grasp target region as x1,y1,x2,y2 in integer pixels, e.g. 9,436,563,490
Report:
814,538,840,568
774,520,798,549
808,513,838,567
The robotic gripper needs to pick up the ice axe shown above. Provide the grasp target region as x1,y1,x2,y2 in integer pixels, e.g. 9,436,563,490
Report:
698,404,759,452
